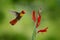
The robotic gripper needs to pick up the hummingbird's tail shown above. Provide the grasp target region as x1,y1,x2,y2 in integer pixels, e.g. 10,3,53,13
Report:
10,19,17,25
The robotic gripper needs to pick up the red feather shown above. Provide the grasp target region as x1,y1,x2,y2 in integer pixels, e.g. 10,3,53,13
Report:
21,10,25,14
10,19,17,25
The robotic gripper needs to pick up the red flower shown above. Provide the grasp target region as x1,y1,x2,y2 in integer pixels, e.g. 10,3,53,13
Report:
38,27,48,33
36,12,41,28
32,10,36,23
32,10,41,28
32,10,48,33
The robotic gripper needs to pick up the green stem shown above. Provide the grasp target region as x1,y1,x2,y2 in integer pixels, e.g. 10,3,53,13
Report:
32,25,36,40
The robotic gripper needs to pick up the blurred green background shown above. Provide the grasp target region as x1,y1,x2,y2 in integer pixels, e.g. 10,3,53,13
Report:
0,0,60,40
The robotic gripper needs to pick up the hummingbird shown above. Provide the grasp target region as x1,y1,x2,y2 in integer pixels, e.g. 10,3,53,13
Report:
10,10,25,25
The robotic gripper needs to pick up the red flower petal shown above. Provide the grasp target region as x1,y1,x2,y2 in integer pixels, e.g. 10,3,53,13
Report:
32,10,36,22
36,12,41,28
38,27,48,33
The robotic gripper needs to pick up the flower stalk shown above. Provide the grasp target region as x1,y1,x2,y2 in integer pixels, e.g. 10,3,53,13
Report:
32,25,36,40
32,9,48,40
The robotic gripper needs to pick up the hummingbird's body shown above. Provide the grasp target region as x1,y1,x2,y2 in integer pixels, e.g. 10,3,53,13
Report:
10,10,25,25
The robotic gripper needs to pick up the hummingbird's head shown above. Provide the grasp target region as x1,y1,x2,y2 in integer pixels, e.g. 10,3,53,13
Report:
21,10,25,14
20,10,25,16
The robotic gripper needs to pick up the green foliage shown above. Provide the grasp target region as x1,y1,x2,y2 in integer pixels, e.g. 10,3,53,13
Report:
0,0,60,40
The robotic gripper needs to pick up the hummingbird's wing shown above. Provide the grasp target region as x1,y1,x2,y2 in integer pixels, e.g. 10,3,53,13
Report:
9,10,19,16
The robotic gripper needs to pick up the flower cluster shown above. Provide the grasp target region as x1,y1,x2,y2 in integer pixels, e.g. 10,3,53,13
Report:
32,10,48,33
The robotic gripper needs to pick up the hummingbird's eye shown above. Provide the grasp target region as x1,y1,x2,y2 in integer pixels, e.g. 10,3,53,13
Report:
21,10,25,14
